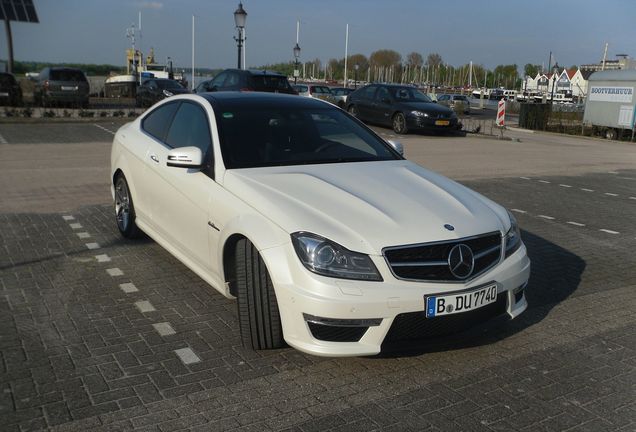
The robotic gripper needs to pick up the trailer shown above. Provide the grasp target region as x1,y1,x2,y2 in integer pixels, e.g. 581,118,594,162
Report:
583,69,636,140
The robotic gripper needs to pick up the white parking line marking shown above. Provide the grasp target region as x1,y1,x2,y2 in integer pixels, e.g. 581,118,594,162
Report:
62,215,75,221
538,180,550,184
153,322,176,336
0,133,8,144
77,232,91,239
559,184,572,188
607,171,619,174
538,215,555,220
511,209,527,214
106,268,124,277
604,193,619,197
135,300,156,313
93,123,116,135
519,177,531,180
581,188,594,192
174,348,201,365
69,223,83,229
85,242,100,250
566,221,586,227
119,282,138,293
630,197,636,200
599,229,619,235
95,254,111,263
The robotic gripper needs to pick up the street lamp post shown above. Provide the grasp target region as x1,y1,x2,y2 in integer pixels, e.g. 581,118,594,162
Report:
354,64,359,89
233,3,247,70
293,43,301,84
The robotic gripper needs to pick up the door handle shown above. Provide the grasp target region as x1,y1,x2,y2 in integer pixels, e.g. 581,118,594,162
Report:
150,154,159,163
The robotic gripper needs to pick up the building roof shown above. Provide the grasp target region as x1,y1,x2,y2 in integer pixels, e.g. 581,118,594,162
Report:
566,69,577,79
588,69,636,81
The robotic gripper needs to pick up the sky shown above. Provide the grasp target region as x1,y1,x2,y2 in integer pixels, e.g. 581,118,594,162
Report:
3,0,636,72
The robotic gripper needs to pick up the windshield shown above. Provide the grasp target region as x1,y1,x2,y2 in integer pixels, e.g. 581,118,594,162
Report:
216,105,400,169
156,80,184,90
389,87,432,102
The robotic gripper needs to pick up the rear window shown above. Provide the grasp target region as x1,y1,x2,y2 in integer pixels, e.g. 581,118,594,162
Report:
251,75,292,91
50,69,87,82
0,74,16,86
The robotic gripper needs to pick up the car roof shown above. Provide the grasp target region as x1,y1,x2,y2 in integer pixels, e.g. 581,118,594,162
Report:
199,92,329,110
222,68,286,77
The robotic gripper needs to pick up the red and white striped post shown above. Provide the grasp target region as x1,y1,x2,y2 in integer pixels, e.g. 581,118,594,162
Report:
496,98,505,127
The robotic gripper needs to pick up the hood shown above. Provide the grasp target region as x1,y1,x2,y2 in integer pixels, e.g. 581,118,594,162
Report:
400,101,454,115
223,161,509,255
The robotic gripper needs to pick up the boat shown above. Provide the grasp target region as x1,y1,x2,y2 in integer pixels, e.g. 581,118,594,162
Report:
104,47,184,98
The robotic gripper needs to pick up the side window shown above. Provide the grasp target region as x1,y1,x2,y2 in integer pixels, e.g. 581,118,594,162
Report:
210,72,227,87
142,102,179,141
438,95,448,101
360,86,376,99
376,87,389,101
165,102,212,158
225,72,240,87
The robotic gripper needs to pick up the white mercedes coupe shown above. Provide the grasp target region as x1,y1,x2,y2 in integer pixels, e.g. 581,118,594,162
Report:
111,92,530,357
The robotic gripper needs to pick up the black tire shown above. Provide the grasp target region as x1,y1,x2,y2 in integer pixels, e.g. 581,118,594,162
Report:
114,174,143,239
348,104,359,118
605,128,617,140
236,238,284,350
392,112,409,134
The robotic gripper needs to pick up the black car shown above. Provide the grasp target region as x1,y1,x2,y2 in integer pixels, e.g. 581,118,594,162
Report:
34,67,89,107
194,69,296,94
136,78,189,107
0,72,22,106
346,84,460,134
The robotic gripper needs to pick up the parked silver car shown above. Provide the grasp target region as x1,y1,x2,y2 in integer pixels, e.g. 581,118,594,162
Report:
437,94,471,114
329,87,354,108
292,84,338,105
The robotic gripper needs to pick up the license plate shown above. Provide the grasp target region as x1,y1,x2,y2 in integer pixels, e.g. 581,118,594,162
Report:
425,284,498,318
61,86,78,91
435,120,450,126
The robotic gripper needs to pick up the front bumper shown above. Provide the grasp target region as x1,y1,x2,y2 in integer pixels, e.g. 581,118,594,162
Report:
261,242,530,357
407,115,461,131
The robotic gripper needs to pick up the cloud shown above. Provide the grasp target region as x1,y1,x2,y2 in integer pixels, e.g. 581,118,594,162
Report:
134,1,163,10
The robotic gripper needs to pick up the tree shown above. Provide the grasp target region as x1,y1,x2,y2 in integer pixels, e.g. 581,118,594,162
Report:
524,63,541,77
426,53,443,67
406,52,423,67
369,49,401,68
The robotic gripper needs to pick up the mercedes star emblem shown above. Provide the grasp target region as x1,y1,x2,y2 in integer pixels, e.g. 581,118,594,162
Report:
448,244,475,279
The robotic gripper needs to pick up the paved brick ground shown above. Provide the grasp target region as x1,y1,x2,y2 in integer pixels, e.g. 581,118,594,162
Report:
0,123,634,431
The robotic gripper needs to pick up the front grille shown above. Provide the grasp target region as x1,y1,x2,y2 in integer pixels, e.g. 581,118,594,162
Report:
383,232,502,282
307,322,368,342
382,294,507,347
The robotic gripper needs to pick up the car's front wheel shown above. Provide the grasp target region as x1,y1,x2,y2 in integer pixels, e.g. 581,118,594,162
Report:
393,112,409,134
114,174,142,238
236,238,284,350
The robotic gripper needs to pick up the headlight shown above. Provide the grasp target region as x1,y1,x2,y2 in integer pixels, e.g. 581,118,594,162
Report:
163,89,174,97
410,110,429,118
504,210,522,258
291,232,382,281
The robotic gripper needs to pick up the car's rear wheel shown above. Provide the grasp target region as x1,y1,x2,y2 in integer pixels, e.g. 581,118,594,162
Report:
393,112,409,134
605,128,617,140
348,105,359,118
236,238,284,350
114,174,143,238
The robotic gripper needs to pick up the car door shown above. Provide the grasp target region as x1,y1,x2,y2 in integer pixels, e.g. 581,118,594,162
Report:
135,101,180,221
144,100,217,271
355,85,377,120
371,86,393,125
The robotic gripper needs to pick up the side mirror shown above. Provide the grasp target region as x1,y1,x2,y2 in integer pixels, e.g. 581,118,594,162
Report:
387,139,404,156
167,146,203,168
